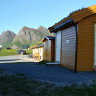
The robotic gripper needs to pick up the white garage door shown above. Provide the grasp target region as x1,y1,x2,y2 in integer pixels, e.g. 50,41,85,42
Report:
56,30,61,63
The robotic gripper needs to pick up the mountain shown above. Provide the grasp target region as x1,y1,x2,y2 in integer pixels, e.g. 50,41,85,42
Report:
0,26,51,48
0,30,16,48
12,26,51,48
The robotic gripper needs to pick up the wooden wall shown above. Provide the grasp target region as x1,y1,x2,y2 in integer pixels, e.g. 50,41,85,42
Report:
61,26,76,70
43,41,48,60
77,14,96,71
43,39,55,62
32,47,43,61
43,40,51,61
47,40,51,61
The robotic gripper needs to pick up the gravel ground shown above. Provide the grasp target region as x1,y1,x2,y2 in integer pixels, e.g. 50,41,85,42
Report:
0,61,96,86
0,55,96,86
0,55,30,63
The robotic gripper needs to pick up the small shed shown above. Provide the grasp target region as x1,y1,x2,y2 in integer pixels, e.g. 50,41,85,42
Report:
42,36,55,62
49,5,96,71
0,45,2,52
32,43,44,61
0,45,2,48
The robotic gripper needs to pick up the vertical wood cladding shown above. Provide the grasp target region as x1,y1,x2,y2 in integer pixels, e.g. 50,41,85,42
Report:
43,41,47,61
32,47,43,61
61,26,76,70
77,14,96,71
47,40,51,61
43,39,55,62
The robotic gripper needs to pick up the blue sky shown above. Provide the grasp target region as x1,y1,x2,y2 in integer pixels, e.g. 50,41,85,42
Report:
0,0,96,34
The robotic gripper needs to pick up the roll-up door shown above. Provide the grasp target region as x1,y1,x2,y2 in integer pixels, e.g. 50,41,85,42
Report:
61,26,76,70
56,31,61,63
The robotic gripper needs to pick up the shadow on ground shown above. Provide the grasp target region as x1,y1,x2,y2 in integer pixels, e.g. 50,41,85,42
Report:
0,61,96,85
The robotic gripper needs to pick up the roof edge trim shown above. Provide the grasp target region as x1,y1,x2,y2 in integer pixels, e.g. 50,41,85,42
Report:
50,18,73,32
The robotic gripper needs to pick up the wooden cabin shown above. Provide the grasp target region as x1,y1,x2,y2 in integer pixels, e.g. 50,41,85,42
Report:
42,36,55,62
32,43,44,61
48,5,96,71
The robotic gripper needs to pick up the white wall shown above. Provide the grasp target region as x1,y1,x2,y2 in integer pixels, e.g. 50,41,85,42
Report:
0,45,2,48
56,30,61,63
40,48,43,60
33,49,35,54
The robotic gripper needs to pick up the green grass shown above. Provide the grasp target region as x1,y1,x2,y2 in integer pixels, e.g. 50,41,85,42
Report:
0,73,96,96
0,69,96,96
0,49,32,56
0,68,5,74
25,49,32,55
0,49,19,56
38,60,49,64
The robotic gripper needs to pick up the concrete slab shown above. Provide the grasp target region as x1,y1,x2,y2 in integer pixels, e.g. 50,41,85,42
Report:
46,62,60,64
46,62,60,66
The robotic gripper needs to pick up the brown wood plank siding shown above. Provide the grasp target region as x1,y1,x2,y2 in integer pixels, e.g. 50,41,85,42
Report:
43,41,48,61
77,14,96,71
47,40,51,61
61,26,76,70
51,40,55,61
43,40,52,61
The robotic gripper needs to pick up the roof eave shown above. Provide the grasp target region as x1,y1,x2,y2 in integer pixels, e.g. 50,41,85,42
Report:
48,5,96,33
50,18,74,32
35,46,44,48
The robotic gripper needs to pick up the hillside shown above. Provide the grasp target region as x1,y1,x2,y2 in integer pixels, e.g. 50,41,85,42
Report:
12,26,51,48
0,26,51,48
0,30,16,48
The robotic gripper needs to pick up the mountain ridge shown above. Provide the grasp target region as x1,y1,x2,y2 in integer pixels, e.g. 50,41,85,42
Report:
0,30,16,48
0,26,51,48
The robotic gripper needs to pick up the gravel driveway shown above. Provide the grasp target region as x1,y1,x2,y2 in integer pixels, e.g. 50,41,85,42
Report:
0,55,96,84
0,58,96,85
0,55,30,63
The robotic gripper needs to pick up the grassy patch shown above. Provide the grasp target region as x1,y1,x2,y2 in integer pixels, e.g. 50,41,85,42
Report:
0,68,5,74
0,49,19,56
25,49,32,55
38,60,55,65
38,60,49,64
0,49,32,56
0,74,55,96
0,74,96,96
